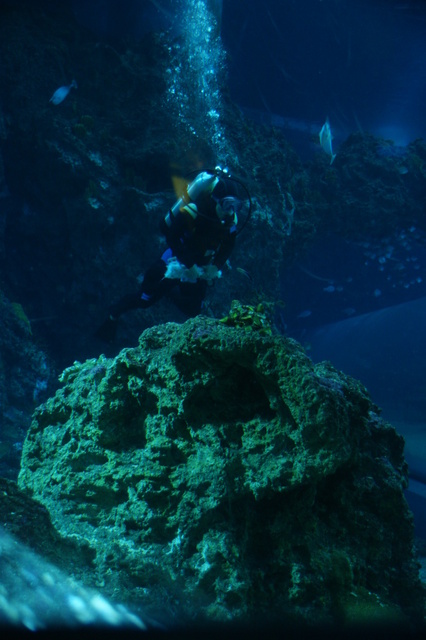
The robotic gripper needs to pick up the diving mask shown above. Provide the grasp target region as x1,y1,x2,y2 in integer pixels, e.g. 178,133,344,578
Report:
214,195,242,223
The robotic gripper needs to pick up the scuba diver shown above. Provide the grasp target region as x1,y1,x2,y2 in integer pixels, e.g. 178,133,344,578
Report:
96,167,251,342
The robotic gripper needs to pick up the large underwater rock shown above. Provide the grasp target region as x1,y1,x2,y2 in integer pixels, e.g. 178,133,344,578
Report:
18,312,425,624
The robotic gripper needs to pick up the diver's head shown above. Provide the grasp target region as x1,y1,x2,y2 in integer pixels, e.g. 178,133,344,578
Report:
211,178,242,225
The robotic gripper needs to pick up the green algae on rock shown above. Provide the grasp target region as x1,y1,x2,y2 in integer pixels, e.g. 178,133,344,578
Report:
18,314,424,624
219,299,273,335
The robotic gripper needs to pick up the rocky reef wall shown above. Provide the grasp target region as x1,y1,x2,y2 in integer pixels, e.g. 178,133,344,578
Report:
0,2,425,367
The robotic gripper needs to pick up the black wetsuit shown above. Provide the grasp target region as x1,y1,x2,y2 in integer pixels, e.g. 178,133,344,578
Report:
105,191,236,325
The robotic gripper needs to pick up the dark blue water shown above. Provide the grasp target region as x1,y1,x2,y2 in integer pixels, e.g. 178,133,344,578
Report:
222,0,426,147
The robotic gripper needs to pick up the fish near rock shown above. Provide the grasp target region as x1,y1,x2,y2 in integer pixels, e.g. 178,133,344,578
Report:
319,118,336,164
49,80,77,105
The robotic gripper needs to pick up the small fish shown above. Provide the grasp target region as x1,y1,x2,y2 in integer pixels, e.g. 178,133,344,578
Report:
319,118,336,164
323,285,336,293
49,80,77,105
236,267,253,282
297,310,312,319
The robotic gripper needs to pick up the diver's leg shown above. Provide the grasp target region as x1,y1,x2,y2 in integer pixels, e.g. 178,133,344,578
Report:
96,259,175,342
135,258,175,307
169,280,208,317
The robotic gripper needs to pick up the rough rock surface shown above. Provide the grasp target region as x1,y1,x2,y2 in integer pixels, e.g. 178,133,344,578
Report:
18,314,425,624
0,292,52,478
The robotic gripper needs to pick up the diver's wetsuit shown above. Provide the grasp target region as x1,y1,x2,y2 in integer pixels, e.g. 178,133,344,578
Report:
108,252,209,319
96,189,236,342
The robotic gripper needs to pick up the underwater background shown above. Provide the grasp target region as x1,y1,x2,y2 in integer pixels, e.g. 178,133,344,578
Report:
0,0,426,633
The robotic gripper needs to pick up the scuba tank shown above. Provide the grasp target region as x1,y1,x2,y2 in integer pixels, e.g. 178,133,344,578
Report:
169,171,218,219
163,171,218,229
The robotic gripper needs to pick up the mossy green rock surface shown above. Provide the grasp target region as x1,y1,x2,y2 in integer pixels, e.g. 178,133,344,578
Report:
18,315,424,623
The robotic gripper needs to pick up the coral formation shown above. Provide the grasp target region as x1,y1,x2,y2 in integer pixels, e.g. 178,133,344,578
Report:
18,313,424,624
